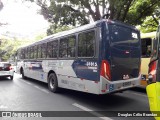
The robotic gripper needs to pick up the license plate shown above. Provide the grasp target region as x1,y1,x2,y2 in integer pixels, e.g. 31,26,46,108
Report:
123,81,131,87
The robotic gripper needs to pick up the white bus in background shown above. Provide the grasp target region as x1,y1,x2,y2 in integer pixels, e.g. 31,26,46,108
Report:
16,19,141,94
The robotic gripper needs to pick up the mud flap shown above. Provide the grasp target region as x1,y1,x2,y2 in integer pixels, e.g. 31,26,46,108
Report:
146,82,160,120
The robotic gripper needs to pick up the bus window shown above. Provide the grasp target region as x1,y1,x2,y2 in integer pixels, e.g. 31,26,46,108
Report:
27,47,30,59
42,43,47,58
59,36,75,58
30,46,34,59
47,41,53,58
59,38,68,58
37,44,42,58
25,48,28,59
34,45,37,59
141,38,152,58
78,30,95,57
68,36,76,57
52,40,58,58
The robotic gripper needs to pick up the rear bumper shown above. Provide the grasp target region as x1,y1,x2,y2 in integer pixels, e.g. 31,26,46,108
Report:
0,71,14,77
140,74,148,87
100,75,141,94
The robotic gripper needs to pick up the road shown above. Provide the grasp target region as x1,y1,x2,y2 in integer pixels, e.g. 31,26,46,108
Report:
0,73,154,120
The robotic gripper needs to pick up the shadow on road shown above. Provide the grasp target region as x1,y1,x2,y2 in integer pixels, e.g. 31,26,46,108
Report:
21,77,148,111
129,87,147,94
0,77,11,81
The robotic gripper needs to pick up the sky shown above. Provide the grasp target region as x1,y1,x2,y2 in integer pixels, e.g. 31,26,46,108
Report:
0,0,49,39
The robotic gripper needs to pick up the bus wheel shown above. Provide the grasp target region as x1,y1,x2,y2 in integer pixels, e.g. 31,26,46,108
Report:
21,69,26,79
48,73,59,93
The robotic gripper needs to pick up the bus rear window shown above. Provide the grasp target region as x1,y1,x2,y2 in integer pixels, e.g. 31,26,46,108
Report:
108,24,139,46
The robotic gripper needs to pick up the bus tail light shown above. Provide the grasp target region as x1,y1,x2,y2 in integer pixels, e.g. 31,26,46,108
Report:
148,60,157,84
100,60,111,80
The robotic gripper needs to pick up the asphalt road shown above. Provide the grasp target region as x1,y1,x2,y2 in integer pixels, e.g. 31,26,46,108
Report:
0,73,155,120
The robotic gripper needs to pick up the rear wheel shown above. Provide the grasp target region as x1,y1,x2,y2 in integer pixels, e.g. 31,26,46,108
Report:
48,73,59,93
21,68,26,79
10,76,13,80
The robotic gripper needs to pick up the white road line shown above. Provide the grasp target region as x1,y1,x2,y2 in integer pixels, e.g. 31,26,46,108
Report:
20,80,49,94
34,85,49,94
20,80,32,85
72,103,113,120
41,89,50,94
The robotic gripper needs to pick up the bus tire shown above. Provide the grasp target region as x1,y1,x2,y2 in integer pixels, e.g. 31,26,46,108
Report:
21,68,26,79
48,73,59,93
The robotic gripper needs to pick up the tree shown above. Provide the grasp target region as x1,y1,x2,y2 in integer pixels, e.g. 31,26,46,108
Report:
0,0,3,11
25,0,160,34
139,5,160,33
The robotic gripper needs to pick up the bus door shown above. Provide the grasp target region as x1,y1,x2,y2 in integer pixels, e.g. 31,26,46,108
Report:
147,25,160,119
108,24,141,81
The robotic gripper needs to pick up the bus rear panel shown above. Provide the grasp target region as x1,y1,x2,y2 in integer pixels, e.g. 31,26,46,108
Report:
99,21,141,94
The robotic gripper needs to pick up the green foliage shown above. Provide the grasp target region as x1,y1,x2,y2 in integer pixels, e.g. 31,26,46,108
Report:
0,35,45,61
139,16,158,33
0,38,20,61
47,24,73,35
25,0,160,34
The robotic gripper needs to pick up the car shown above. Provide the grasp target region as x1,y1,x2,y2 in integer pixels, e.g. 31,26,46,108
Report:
0,62,14,80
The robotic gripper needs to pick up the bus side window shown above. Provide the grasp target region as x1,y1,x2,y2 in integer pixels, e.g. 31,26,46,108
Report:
47,41,53,58
30,46,34,59
78,30,95,57
25,48,28,59
52,40,58,58
42,43,47,58
68,36,76,57
141,38,152,58
59,38,68,58
34,45,37,59
37,44,42,58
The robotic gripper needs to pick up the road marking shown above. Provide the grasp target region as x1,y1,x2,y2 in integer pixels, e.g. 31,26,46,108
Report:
20,80,32,85
20,80,49,94
72,103,113,120
41,89,50,94
24,81,31,85
34,85,49,94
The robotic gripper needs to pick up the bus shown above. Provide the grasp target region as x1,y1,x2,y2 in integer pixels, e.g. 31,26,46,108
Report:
16,19,141,94
141,32,156,87
146,25,160,119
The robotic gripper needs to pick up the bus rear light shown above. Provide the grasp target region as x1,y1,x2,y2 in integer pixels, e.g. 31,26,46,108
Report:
80,78,84,80
94,81,99,84
101,90,106,93
148,61,157,83
100,60,111,80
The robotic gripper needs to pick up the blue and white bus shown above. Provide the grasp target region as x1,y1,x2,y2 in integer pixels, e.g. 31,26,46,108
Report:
16,19,141,94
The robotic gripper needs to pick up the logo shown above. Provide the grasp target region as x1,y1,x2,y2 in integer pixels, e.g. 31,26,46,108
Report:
109,84,114,91
123,75,130,80
2,112,11,117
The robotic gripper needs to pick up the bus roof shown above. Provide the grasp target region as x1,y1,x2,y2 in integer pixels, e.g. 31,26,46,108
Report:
141,32,156,39
19,19,138,49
